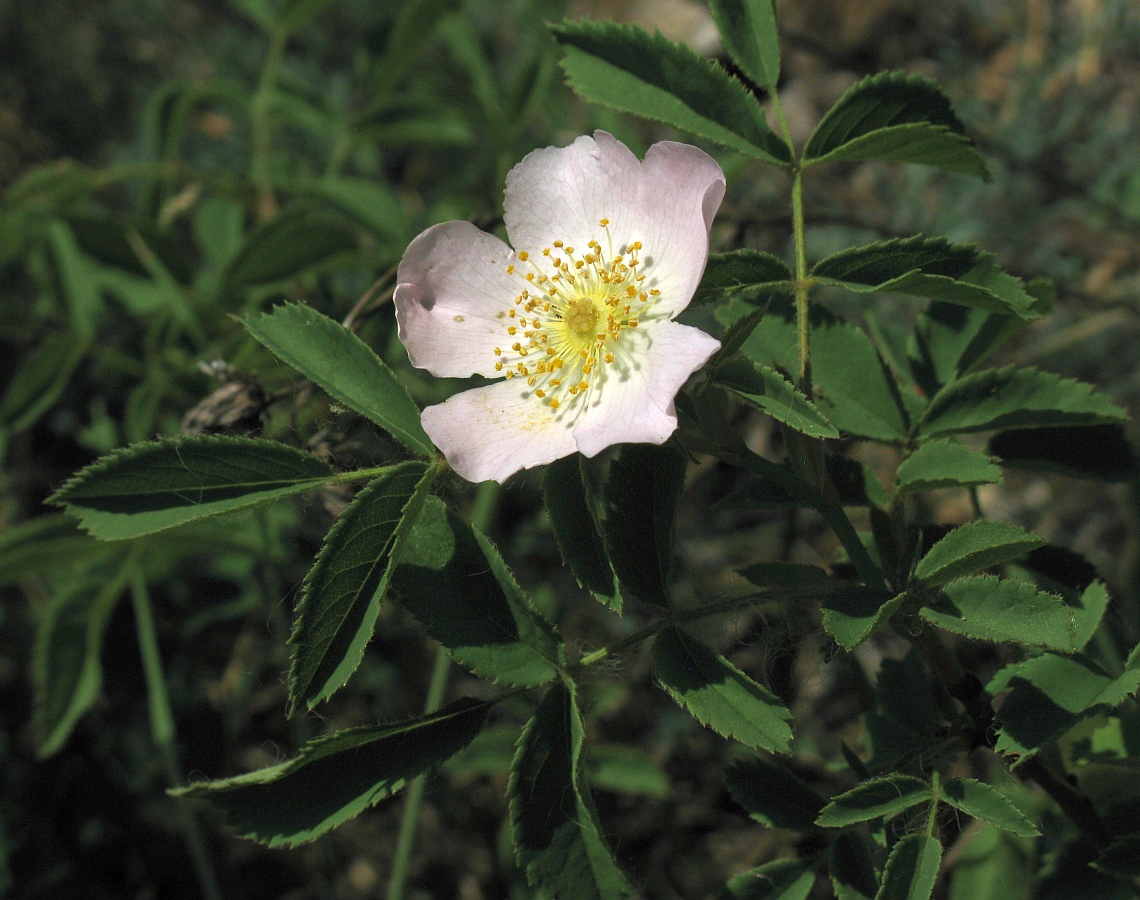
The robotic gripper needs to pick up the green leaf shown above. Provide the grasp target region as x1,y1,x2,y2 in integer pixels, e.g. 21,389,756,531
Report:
919,366,1128,439
509,681,634,899
368,0,464,100
652,626,793,754
803,71,988,179
550,20,790,165
587,745,670,799
0,331,87,433
722,859,816,900
243,302,434,456
718,297,910,440
831,833,880,900
0,514,115,585
390,497,562,686
33,557,133,756
896,440,1002,494
989,653,1140,760
739,562,830,588
1070,580,1110,651
287,462,435,715
1094,835,1140,878
708,0,781,93
725,758,825,831
544,456,621,611
822,586,907,651
49,436,335,540
288,175,408,245
875,834,942,900
920,576,1078,652
696,250,792,302
600,442,687,607
221,205,357,294
277,0,337,36
716,357,840,438
938,778,1039,837
989,425,1138,482
174,698,490,846
815,775,931,828
812,238,1036,319
913,521,1045,587
947,823,1033,900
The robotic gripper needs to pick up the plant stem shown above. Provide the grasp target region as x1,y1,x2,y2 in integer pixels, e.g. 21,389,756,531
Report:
790,167,812,396
250,27,288,221
387,481,500,899
130,571,223,900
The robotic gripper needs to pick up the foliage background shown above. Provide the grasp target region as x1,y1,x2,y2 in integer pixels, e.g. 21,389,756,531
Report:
1,0,1138,896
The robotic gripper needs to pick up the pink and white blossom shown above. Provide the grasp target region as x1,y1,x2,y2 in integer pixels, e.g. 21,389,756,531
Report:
394,131,724,483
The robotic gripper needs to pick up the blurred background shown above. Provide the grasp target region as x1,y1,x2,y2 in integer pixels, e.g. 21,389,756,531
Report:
1,0,1138,896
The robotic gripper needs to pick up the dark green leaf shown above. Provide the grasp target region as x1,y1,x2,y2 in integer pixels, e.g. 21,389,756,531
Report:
725,758,825,831
34,558,133,756
368,0,464,100
221,205,357,293
913,521,1045,587
919,366,1128,439
803,71,988,179
875,834,942,900
174,698,490,846
509,681,634,899
278,0,337,35
696,250,792,302
947,823,1033,900
652,626,793,754
288,462,435,715
938,778,1039,837
390,497,562,686
920,576,1078,652
0,514,114,585
0,331,87,433
815,775,931,828
896,440,1002,494
544,456,621,611
708,0,781,93
831,833,880,900
550,20,790,165
722,859,816,900
989,425,1138,482
49,436,336,540
600,442,687,606
822,586,907,651
989,653,1140,760
812,238,1036,319
587,745,670,799
738,562,829,588
288,175,408,245
1094,835,1140,878
716,357,840,438
243,302,434,456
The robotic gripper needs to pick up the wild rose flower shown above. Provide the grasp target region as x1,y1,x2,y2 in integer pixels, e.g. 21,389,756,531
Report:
394,130,724,483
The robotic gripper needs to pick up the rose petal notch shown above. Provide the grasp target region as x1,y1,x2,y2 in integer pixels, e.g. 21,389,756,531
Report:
394,130,725,483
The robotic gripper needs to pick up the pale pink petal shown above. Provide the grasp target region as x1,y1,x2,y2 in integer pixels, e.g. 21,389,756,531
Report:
572,320,720,457
394,221,519,378
421,379,578,483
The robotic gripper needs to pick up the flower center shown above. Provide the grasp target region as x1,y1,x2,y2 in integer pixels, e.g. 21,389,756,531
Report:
494,218,661,411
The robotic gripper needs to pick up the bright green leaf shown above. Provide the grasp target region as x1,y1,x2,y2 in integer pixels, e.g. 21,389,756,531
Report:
174,698,490,846
803,71,988,179
287,462,435,715
723,859,816,900
896,440,1002,494
914,520,1045,587
652,626,793,754
919,366,1128,439
544,455,621,611
243,302,434,456
600,442,687,607
49,436,336,540
509,681,635,899
816,775,931,828
989,425,1138,482
822,586,907,651
550,20,790,165
725,757,825,831
875,834,942,900
989,653,1140,760
938,778,1039,837
696,250,792,302
716,357,840,438
390,497,562,686
708,0,781,93
920,576,1077,652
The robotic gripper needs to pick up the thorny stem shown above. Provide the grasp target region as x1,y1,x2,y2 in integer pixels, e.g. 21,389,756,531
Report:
130,570,223,900
387,481,500,900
